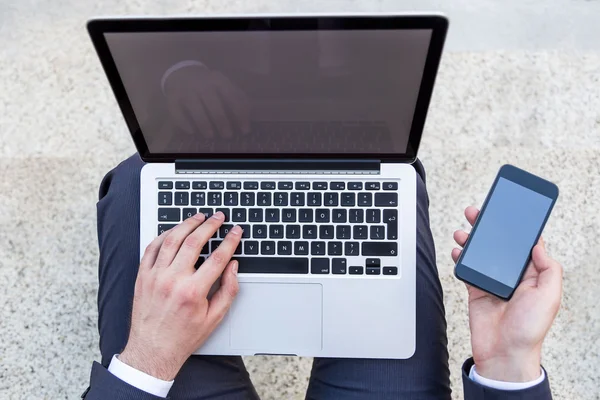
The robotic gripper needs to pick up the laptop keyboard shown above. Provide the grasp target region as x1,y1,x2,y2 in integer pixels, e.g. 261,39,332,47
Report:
157,180,400,276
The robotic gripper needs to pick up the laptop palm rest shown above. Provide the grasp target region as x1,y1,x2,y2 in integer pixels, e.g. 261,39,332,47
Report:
229,283,323,354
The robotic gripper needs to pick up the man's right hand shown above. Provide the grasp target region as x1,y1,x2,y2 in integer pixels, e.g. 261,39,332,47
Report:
452,206,563,382
119,211,241,381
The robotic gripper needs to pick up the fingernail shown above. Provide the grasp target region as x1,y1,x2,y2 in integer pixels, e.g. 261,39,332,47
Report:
232,261,239,276
231,225,243,235
213,211,224,220
193,212,205,220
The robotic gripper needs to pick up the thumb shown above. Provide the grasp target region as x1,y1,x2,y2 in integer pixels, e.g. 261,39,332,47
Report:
207,260,239,325
531,240,563,295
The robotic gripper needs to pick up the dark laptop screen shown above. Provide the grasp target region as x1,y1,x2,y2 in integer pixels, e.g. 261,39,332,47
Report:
104,29,432,154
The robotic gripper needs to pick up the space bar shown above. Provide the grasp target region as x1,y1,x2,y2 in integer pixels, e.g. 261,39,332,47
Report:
235,257,309,274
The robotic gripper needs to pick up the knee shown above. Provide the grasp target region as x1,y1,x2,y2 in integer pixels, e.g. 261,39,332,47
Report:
98,154,145,201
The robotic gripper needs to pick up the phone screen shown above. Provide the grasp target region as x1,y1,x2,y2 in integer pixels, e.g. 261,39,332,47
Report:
461,177,553,288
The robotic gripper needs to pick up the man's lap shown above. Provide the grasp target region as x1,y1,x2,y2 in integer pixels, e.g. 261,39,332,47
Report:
96,154,450,400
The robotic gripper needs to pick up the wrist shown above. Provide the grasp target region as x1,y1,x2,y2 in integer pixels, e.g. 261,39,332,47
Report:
475,351,542,382
119,344,184,381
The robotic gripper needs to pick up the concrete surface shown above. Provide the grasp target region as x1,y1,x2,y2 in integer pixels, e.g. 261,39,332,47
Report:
1,1,599,399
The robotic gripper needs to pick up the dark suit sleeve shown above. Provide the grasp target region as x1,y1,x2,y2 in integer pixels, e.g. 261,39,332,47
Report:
462,358,552,400
82,362,169,400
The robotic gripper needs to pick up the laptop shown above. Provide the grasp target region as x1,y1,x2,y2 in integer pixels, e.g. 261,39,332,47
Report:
88,14,448,359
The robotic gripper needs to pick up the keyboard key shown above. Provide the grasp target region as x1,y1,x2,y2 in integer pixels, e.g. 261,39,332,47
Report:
366,209,381,223
274,192,288,206
239,224,251,238
175,181,190,190
291,192,305,206
257,192,271,206
358,193,372,207
345,241,359,256
269,225,284,239
362,242,398,257
366,267,381,275
227,181,242,190
192,181,207,190
200,244,209,255
328,241,343,255
232,208,246,222
299,209,313,222
336,225,351,239
157,224,176,235
211,240,222,252
330,182,345,190
315,209,330,223
224,192,238,206
341,193,355,206
198,208,213,219
375,193,398,207
332,209,347,223
158,181,173,189
366,258,380,267
237,257,308,274
215,208,230,222
277,241,293,255
307,192,321,207
332,258,347,274
208,192,222,206
253,225,267,238
261,181,276,190
241,192,255,206
278,182,293,190
353,225,368,239
158,192,172,205
286,225,301,239
370,225,385,240
249,209,263,222
282,209,296,222
349,266,364,275
349,209,364,223
311,258,329,274
383,267,398,275
383,182,398,190
244,241,259,255
261,241,276,255
294,241,309,255
319,225,334,239
348,182,363,190
210,181,224,190
191,192,205,206
365,182,380,190
311,241,326,255
158,208,180,222
313,182,327,190
194,257,205,270
296,182,310,190
303,225,317,239
243,181,259,190
219,224,233,238
324,192,338,206
182,208,197,219
266,209,280,222
383,209,398,240
234,242,242,255
175,192,189,206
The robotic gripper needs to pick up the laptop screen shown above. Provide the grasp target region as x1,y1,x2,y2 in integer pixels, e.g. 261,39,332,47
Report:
95,18,445,159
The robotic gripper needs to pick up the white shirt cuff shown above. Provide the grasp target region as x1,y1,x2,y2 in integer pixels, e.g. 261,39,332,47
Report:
160,60,206,94
469,365,545,391
108,354,174,398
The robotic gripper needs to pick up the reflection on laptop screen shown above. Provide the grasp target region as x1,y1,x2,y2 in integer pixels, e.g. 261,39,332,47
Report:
104,29,432,154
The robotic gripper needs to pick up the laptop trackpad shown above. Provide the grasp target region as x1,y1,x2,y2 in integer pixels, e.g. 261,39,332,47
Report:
230,283,322,354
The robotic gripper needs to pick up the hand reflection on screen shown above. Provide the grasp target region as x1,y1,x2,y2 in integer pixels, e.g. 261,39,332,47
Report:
162,63,251,140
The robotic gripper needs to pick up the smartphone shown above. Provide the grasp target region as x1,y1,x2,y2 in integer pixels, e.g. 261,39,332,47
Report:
454,164,559,300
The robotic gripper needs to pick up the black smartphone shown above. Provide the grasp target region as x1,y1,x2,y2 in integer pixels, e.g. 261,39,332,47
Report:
454,164,559,300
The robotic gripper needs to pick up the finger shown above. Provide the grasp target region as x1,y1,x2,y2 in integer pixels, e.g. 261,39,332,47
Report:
194,225,243,294
198,80,234,139
154,213,206,267
451,247,462,263
531,241,563,293
453,230,469,247
139,230,169,271
465,206,480,227
171,212,226,271
213,71,252,135
207,259,240,326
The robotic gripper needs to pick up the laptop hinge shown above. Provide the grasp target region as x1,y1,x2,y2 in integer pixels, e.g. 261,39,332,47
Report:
175,159,380,175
